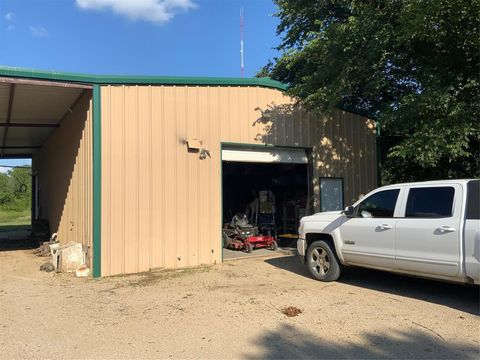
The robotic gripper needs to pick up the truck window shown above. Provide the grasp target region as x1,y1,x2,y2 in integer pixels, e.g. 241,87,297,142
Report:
356,189,400,218
466,180,480,220
405,187,454,218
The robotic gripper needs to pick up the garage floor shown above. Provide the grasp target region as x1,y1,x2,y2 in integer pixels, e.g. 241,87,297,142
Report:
0,248,478,359
223,237,297,260
222,246,295,260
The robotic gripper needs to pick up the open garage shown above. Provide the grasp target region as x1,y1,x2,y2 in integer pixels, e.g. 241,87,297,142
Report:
221,146,310,258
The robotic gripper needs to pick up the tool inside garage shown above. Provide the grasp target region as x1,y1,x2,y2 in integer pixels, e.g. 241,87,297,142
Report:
222,161,309,254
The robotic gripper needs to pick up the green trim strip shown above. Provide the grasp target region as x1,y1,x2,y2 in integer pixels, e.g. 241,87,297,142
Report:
221,141,276,149
92,85,102,278
0,66,287,91
220,143,224,263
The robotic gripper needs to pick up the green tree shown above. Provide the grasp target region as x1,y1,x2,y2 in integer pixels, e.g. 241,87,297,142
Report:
255,60,275,78
0,167,31,210
266,0,480,182
0,172,13,205
9,167,31,196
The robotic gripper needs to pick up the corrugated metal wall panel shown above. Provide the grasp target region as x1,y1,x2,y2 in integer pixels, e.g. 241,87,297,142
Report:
137,86,152,272
32,92,93,264
101,85,377,276
102,86,111,274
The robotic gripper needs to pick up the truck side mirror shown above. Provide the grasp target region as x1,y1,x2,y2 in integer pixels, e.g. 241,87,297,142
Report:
344,206,355,217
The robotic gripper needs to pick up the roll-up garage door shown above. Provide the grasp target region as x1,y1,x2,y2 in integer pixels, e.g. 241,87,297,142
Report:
222,146,308,164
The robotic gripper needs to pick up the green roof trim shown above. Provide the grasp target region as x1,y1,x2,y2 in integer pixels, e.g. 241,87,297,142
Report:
0,66,288,90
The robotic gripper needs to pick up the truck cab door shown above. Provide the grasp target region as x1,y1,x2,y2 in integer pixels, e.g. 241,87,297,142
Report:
394,185,462,277
340,188,402,269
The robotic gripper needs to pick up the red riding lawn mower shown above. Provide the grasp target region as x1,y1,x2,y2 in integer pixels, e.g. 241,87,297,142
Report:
222,213,278,253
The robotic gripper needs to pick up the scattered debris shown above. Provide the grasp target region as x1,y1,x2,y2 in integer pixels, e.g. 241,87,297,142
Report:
75,266,90,277
32,242,53,257
412,321,446,341
267,301,303,317
59,243,86,272
281,306,302,317
50,242,87,273
35,234,89,275
49,243,61,271
40,262,55,272
32,233,59,257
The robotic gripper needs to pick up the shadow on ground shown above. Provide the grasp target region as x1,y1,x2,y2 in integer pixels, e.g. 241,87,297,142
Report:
0,224,31,232
0,225,36,251
245,323,479,359
265,256,480,315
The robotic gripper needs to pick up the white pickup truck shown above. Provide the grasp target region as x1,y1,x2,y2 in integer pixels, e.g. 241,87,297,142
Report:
297,179,480,284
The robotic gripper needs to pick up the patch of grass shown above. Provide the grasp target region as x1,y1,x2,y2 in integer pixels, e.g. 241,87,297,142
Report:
0,208,31,231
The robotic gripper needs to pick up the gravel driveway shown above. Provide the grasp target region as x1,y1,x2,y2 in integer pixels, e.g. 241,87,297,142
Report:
0,249,478,359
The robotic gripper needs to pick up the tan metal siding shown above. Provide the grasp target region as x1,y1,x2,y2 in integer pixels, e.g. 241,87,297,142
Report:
101,85,377,276
32,92,93,263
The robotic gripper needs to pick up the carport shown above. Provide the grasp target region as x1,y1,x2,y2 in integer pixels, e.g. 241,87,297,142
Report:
0,76,97,272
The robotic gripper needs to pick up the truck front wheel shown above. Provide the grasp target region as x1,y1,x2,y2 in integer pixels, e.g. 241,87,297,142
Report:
306,240,342,282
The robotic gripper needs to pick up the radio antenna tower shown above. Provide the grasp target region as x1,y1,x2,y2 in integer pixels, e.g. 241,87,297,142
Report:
240,7,244,78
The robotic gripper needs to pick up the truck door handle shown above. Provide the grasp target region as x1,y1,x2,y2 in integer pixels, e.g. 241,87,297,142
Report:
379,224,392,230
437,226,456,233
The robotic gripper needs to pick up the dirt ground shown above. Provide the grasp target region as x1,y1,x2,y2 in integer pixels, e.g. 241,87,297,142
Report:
0,248,479,359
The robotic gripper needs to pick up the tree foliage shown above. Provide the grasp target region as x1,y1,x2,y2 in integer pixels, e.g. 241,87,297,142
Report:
264,0,480,182
0,167,32,210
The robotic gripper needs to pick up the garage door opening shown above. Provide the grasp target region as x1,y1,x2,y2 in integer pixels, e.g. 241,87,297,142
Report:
0,159,33,250
0,77,93,264
222,146,310,260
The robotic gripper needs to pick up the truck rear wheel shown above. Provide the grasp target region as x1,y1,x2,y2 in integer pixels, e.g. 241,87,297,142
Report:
306,240,342,282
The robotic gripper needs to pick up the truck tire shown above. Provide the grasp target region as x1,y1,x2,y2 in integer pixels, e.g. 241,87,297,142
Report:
306,240,342,282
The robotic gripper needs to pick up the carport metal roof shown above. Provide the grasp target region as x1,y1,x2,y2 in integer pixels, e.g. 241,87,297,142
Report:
0,77,91,158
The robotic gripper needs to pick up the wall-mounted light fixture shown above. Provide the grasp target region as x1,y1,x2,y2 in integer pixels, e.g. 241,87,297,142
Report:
186,137,211,160
187,138,202,150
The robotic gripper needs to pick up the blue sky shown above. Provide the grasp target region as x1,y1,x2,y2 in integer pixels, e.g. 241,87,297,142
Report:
0,0,280,77
0,0,281,168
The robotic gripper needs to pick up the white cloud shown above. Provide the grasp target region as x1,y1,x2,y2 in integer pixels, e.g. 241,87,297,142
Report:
29,26,49,37
4,12,14,31
75,0,196,24
0,167,9,174
4,12,14,22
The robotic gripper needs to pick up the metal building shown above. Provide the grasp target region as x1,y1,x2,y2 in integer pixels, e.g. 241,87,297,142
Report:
0,67,377,277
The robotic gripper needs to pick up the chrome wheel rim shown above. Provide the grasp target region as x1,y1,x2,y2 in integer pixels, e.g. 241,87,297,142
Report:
309,247,330,276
